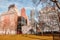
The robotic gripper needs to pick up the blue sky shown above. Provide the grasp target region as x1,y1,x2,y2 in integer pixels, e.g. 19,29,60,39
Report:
0,0,60,17
0,0,42,18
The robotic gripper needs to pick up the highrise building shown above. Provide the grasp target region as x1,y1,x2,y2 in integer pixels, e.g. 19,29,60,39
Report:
21,8,29,25
30,9,35,25
0,4,18,34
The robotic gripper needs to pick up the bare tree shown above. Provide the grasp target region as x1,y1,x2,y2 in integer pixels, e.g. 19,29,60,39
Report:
50,0,60,9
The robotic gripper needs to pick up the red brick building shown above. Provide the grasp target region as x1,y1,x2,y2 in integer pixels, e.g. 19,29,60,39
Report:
0,4,29,34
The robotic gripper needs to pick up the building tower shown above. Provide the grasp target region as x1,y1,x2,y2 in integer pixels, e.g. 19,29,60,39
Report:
17,8,29,34
21,8,29,25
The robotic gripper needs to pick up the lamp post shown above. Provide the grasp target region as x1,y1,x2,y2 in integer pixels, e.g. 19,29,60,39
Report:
32,0,41,34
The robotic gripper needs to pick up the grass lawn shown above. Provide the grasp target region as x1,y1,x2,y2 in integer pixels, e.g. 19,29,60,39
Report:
0,34,53,40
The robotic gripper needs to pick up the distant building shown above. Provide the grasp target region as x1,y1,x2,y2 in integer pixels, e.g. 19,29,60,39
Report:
30,9,35,25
